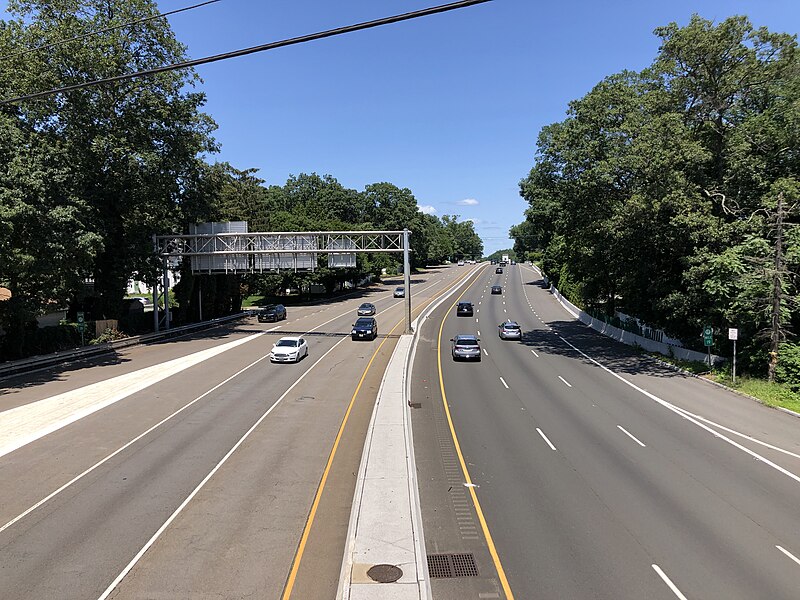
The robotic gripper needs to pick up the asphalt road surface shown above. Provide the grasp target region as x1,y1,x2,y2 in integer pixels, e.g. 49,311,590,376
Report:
412,262,800,600
0,264,476,600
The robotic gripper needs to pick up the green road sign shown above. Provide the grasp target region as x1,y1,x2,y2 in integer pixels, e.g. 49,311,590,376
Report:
703,325,713,347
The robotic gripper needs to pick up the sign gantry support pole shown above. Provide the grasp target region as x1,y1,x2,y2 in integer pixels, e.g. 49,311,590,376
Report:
403,228,412,334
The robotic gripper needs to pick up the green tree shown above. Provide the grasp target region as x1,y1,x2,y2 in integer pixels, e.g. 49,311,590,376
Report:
3,0,217,320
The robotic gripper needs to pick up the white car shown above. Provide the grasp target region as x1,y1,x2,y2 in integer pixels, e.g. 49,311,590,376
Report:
269,336,308,363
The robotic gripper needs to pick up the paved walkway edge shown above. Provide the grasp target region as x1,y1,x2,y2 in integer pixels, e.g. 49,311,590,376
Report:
337,334,425,599
338,265,485,599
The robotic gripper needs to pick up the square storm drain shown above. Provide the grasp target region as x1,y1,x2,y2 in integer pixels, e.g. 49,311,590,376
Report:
427,553,478,578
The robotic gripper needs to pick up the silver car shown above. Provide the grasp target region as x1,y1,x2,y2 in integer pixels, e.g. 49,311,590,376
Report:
450,335,481,361
498,320,522,340
357,302,376,316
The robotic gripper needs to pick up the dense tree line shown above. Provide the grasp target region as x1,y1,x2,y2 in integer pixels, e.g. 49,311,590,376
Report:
512,15,800,379
0,0,481,359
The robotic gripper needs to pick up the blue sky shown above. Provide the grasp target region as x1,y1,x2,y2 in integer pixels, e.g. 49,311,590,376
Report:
7,1,800,254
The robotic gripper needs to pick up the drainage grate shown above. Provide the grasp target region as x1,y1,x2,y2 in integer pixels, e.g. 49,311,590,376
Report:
451,553,479,577
427,553,478,578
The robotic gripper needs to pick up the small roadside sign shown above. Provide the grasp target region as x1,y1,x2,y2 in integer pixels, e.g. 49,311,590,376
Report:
76,311,86,346
703,325,713,347
728,328,738,340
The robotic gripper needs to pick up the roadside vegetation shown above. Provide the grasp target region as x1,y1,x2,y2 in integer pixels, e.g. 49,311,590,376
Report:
511,15,800,392
0,1,482,361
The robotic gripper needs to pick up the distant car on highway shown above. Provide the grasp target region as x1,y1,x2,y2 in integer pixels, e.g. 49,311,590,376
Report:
357,302,376,316
450,334,481,361
394,286,405,298
258,304,287,322
352,317,378,340
456,301,474,316
458,260,465,266
498,320,522,340
269,336,308,362
491,285,502,294
495,267,503,274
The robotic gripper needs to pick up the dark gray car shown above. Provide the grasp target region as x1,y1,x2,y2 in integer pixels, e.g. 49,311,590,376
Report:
450,334,481,361
258,304,287,322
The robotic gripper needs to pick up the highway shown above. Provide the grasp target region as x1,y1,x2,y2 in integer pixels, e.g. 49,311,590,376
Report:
412,262,800,599
0,265,475,600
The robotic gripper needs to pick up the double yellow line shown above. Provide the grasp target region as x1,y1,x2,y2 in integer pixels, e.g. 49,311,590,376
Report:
436,278,516,599
281,264,487,599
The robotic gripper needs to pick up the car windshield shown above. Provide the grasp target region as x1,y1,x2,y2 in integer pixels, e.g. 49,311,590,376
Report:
275,339,298,347
355,318,373,326
359,304,371,309
263,305,277,312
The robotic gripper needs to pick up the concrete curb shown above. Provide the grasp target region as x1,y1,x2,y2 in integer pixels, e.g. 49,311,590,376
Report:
338,335,422,599
338,264,487,599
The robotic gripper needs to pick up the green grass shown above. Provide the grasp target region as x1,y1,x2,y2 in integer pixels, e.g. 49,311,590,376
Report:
649,353,711,375
241,295,263,308
650,353,800,413
713,375,800,414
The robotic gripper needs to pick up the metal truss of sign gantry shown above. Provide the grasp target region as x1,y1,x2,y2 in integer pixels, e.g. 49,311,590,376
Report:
151,229,413,334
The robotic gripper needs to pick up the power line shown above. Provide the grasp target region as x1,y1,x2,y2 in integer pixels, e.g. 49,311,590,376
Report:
0,0,492,106
0,0,222,62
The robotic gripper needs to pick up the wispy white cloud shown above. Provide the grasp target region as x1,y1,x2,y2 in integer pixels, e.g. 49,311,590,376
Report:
418,205,436,215
464,217,481,224
456,198,479,206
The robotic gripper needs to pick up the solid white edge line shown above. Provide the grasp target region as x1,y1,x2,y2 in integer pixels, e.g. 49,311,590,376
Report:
4,277,454,535
557,376,572,388
557,335,800,485
776,545,800,567
669,406,800,460
536,428,556,451
652,564,688,600
0,339,280,536
499,377,509,389
617,425,647,447
97,335,350,600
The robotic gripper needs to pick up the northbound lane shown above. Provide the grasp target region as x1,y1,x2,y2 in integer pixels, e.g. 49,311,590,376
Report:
412,262,800,599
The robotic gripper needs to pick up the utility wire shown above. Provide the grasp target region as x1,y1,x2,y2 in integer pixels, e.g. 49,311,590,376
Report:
0,0,222,62
0,0,492,106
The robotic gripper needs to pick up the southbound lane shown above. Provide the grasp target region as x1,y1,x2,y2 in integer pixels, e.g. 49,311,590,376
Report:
413,262,800,599
0,265,477,600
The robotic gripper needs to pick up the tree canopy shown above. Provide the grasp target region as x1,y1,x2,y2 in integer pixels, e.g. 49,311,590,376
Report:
0,0,485,359
512,15,800,377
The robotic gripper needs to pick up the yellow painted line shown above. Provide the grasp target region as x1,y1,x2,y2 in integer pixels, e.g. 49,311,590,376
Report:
281,264,484,599
436,280,516,599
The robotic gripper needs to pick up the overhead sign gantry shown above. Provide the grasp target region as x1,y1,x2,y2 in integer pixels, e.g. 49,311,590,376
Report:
152,226,413,333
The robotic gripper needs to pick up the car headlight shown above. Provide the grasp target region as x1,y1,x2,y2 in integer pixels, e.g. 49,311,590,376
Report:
365,329,372,334
352,329,357,334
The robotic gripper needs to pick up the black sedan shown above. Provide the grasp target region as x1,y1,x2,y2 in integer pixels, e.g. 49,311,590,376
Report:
351,317,378,340
456,301,474,316
258,304,287,322
491,285,502,294
495,267,503,274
